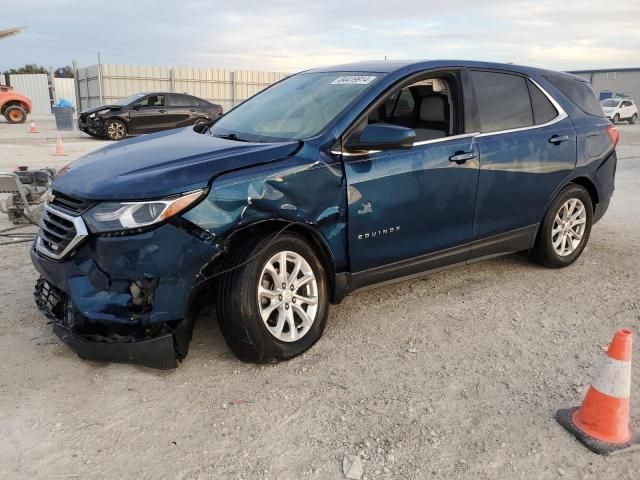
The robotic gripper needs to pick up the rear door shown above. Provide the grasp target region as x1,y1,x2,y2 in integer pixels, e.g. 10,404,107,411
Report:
469,70,577,257
167,94,199,127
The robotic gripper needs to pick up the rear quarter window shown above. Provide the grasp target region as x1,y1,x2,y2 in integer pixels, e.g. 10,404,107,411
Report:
543,75,604,117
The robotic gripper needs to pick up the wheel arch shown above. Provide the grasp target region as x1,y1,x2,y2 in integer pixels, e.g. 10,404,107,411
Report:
199,219,340,305
1,100,30,115
569,176,599,208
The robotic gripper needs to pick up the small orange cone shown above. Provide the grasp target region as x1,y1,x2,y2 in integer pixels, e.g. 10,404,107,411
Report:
556,328,638,455
55,134,66,156
28,120,38,133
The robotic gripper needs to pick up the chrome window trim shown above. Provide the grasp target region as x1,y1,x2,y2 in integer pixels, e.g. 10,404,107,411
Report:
332,132,479,156
413,132,479,146
331,76,567,156
36,205,88,261
475,77,568,138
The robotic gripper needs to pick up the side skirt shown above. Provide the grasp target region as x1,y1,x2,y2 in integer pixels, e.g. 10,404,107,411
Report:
333,224,538,301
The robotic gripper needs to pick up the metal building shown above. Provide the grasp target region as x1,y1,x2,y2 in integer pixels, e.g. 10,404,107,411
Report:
568,68,640,106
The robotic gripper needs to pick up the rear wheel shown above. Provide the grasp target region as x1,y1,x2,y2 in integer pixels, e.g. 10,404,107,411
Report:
105,119,127,140
4,105,27,124
216,232,329,363
532,184,593,268
630,114,637,125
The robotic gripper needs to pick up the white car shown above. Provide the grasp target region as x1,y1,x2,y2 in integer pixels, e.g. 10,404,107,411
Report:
600,98,638,124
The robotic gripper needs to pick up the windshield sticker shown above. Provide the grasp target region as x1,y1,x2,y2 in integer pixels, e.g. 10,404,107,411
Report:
331,76,377,85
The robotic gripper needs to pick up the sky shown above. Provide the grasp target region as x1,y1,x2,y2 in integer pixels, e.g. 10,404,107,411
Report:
2,0,639,73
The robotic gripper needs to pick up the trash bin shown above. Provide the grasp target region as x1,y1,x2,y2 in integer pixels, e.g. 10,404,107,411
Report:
52,106,75,131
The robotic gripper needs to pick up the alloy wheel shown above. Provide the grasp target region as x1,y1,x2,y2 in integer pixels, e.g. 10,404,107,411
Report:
551,198,587,256
107,121,126,140
257,250,319,342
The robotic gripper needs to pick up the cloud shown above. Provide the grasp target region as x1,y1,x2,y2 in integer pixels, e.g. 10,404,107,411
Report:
1,0,639,72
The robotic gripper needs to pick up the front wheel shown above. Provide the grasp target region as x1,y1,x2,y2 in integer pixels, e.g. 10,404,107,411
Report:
4,105,27,124
532,184,593,268
216,232,329,363
105,119,127,140
613,114,620,125
630,114,637,125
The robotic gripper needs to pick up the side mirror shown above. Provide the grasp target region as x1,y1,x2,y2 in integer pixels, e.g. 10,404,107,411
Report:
345,123,415,152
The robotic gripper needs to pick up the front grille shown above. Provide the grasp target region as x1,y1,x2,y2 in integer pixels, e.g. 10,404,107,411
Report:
36,206,88,260
51,191,94,215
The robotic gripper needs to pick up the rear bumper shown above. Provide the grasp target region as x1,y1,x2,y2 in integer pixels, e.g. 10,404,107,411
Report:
593,196,610,224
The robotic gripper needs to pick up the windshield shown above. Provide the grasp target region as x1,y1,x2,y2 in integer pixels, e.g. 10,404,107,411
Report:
600,98,619,108
115,93,147,106
210,72,383,141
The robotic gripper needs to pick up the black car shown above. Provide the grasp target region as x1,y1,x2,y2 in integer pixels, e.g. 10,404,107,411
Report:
78,92,223,140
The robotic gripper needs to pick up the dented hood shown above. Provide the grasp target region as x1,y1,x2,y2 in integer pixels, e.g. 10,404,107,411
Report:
52,127,300,200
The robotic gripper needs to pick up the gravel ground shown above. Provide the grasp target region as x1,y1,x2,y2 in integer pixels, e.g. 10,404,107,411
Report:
1,118,639,479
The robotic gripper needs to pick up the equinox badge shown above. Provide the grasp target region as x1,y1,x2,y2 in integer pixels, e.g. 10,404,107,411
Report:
357,226,401,240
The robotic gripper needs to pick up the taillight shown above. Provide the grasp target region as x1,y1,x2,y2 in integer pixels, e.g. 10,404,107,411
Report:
607,124,619,147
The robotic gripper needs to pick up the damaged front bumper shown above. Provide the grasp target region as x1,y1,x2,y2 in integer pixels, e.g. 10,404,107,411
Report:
30,221,220,369
78,115,106,137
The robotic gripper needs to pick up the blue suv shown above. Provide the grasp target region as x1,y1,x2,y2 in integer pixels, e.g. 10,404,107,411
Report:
31,61,618,369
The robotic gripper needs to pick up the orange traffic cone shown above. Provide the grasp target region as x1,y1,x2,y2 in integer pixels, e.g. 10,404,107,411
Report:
556,328,638,455
55,134,65,156
28,120,38,133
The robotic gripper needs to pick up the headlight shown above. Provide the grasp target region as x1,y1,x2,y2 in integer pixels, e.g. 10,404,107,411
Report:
83,190,204,233
88,113,96,118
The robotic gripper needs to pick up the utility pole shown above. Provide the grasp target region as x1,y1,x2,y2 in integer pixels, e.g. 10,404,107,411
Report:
97,51,104,106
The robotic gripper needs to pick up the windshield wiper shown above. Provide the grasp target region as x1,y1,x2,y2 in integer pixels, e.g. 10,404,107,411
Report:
213,133,250,142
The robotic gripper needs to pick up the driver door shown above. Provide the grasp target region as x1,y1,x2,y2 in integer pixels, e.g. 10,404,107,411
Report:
342,72,479,286
129,94,167,134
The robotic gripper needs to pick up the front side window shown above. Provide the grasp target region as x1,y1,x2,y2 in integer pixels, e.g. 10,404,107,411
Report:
364,77,456,142
211,72,383,141
137,94,166,107
471,71,533,133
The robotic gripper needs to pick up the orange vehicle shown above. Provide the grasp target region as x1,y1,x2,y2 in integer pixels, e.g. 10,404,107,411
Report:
0,85,32,123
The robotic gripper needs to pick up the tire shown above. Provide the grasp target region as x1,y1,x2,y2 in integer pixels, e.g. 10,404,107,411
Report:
613,114,620,125
216,232,330,363
4,105,27,124
630,114,637,125
532,184,593,268
105,119,127,140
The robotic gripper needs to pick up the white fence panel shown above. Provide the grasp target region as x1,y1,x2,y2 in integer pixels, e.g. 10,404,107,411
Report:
8,74,51,116
53,78,77,108
76,65,102,110
75,64,289,113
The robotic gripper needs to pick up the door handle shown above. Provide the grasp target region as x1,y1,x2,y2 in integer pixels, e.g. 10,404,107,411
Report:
190,108,197,112
449,151,477,164
549,134,569,144
159,109,167,113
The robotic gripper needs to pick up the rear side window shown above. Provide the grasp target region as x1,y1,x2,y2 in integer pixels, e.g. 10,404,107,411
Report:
471,71,533,132
169,94,195,107
527,80,558,125
543,75,604,117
